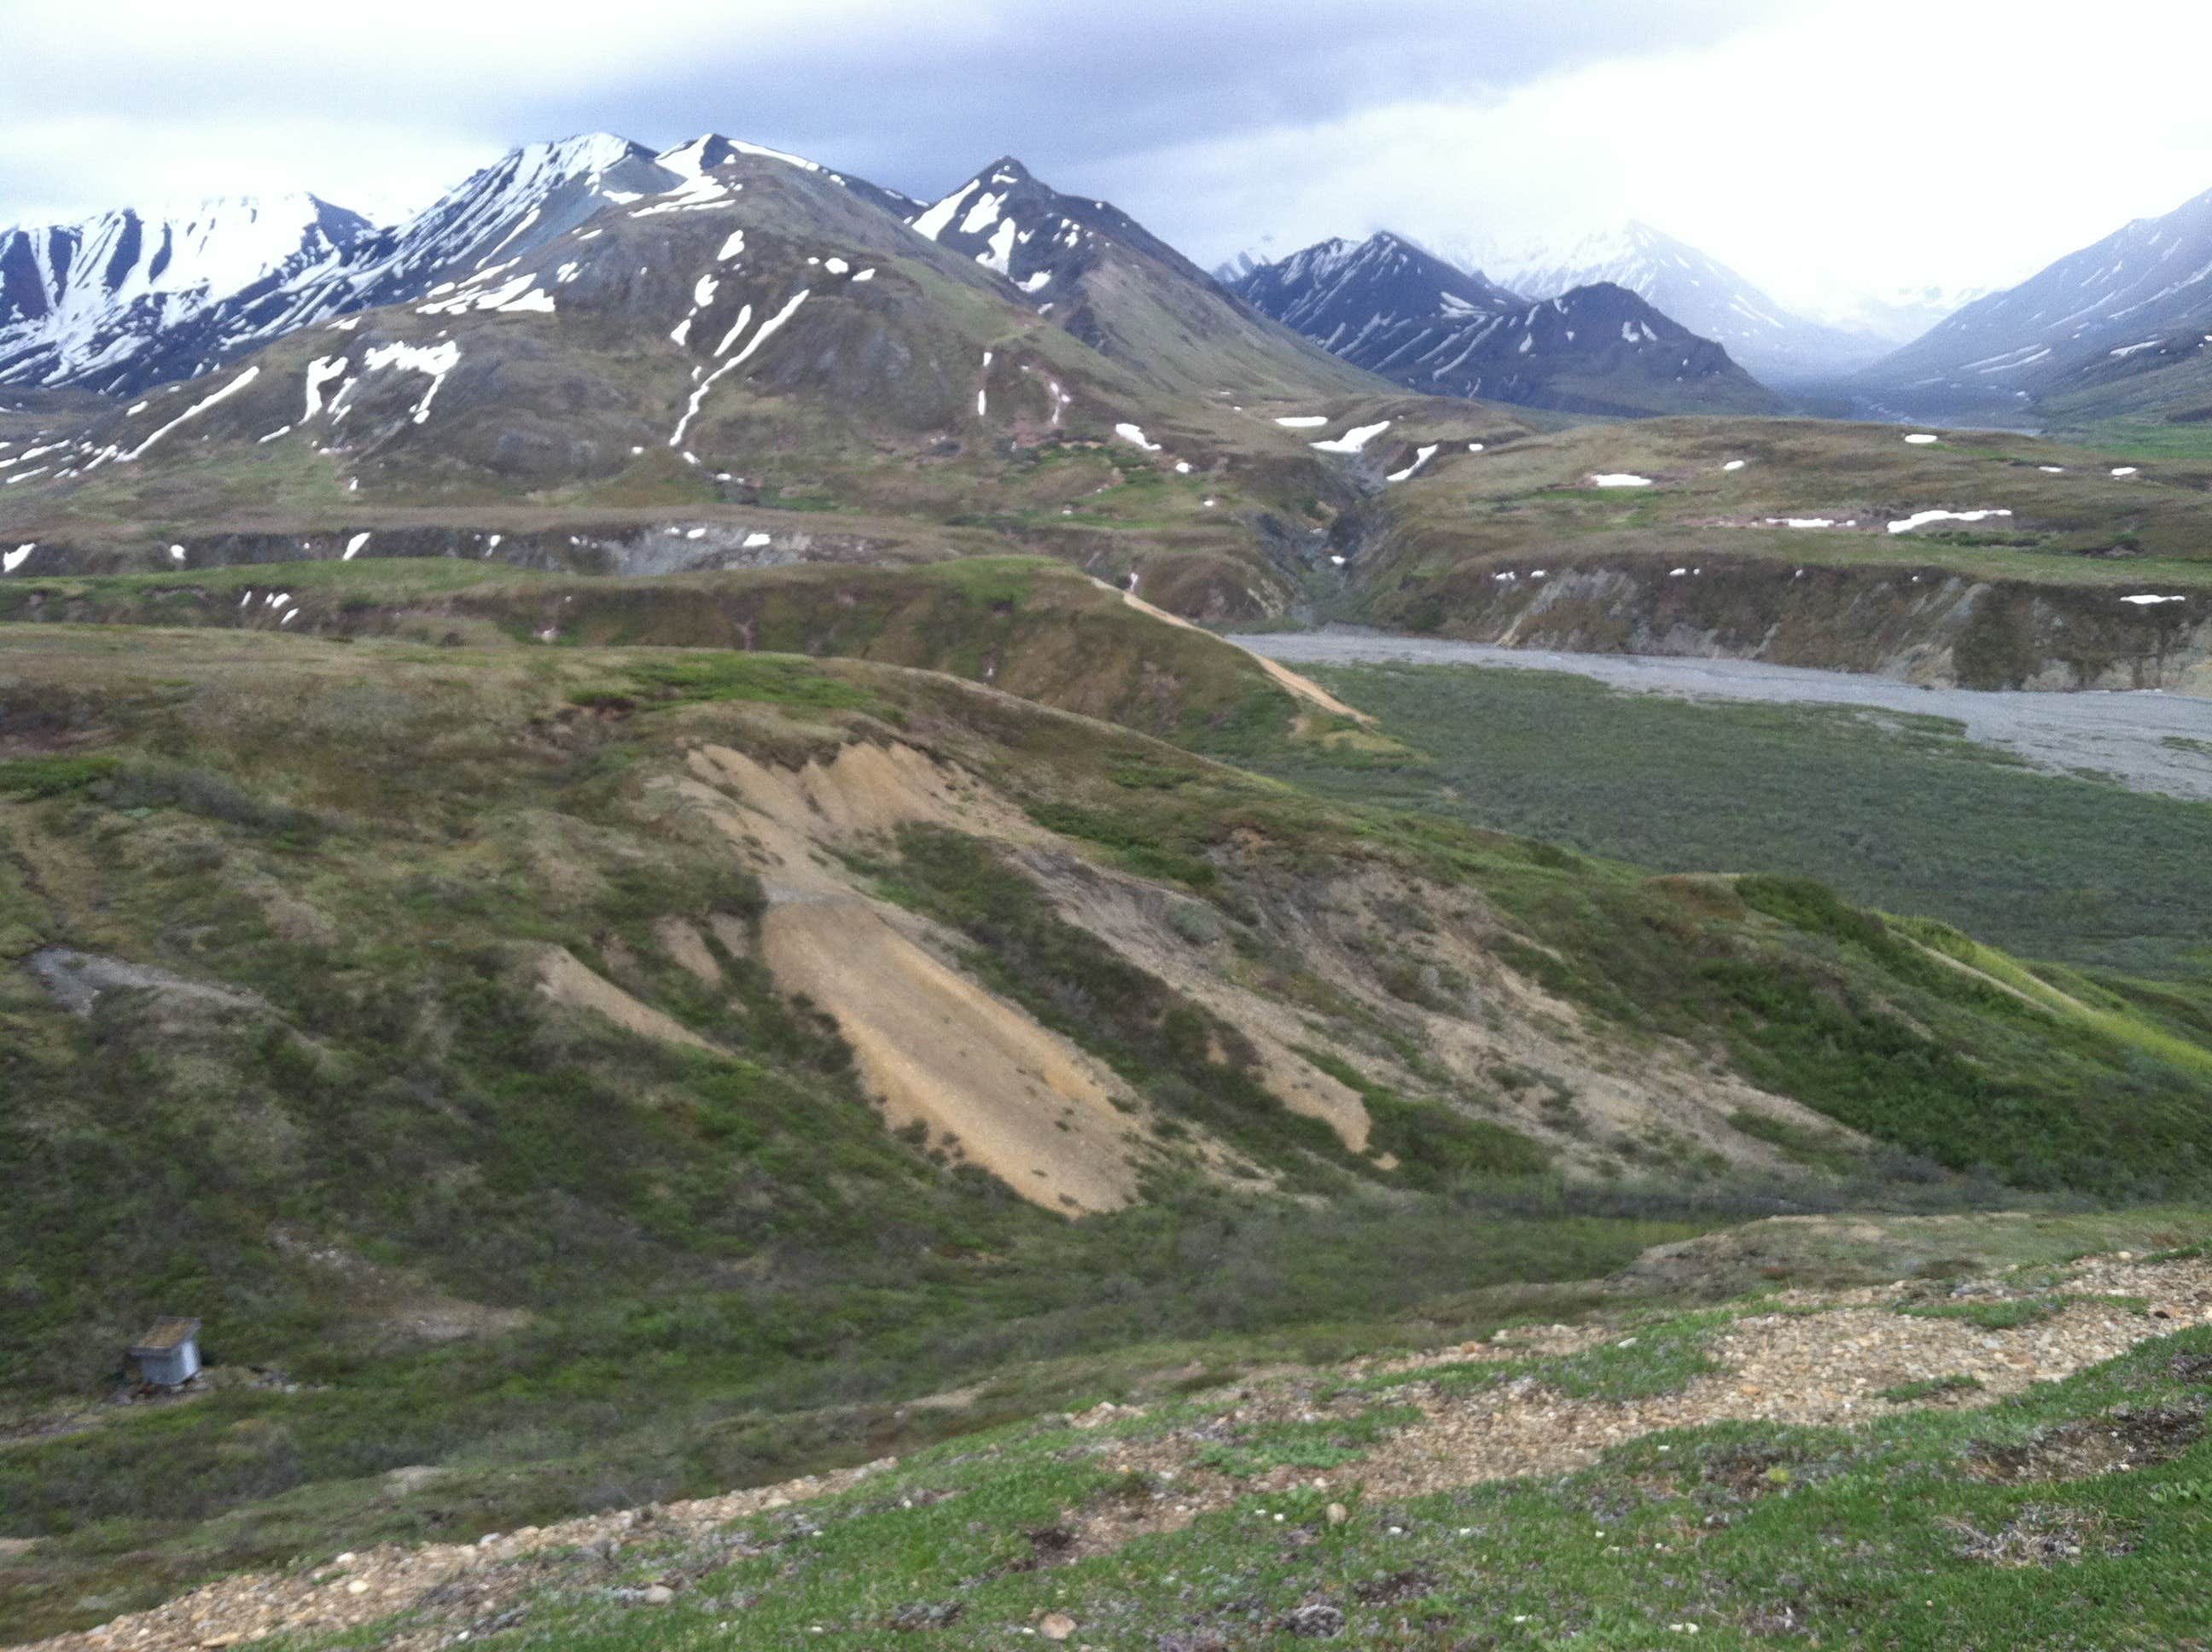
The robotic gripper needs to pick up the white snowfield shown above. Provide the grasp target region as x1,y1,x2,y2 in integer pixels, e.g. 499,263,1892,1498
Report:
1273,415,1329,428
1311,420,1392,454
1115,422,1162,451
303,356,348,419
1386,444,1441,483
0,195,364,390
360,341,463,426
669,289,809,447
1887,508,2011,536
2121,593,2186,606
1904,433,1940,445
1591,473,1652,487
121,365,262,461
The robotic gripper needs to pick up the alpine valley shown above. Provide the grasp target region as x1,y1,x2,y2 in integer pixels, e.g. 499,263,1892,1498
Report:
3,112,2212,1652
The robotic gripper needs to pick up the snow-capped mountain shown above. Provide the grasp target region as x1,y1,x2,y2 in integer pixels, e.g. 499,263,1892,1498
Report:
908,155,1208,303
906,157,1374,398
1227,231,1525,346
0,133,919,400
164,134,742,395
1858,184,2212,418
1,129,1393,511
1466,221,1883,382
0,195,371,393
1232,233,1779,418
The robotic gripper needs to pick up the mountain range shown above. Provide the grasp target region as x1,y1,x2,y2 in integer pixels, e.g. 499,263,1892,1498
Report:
0,125,1486,629
1857,183,2212,422
11,125,2212,480
1458,220,1884,383
1227,230,1782,417
0,143,1801,430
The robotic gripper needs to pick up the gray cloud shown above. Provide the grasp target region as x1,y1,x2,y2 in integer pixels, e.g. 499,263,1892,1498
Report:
559,1,1772,199
0,0,1770,216
5,0,2211,313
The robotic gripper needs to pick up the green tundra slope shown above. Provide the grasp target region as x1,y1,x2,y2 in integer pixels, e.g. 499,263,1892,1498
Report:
2,581,2211,1640
0,559,1313,748
26,1225,2206,1652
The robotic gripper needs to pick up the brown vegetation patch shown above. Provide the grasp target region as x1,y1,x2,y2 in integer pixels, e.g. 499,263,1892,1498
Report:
1967,1404,2204,1485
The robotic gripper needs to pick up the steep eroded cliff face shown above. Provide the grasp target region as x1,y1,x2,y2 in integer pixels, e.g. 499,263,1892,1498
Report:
1353,554,2212,694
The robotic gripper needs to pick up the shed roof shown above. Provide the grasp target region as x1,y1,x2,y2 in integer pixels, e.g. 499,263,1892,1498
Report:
128,1318,201,1355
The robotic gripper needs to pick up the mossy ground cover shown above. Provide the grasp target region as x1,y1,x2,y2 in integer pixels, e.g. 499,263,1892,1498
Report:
194,1311,2212,1651
0,557,1308,752
4,619,2212,1640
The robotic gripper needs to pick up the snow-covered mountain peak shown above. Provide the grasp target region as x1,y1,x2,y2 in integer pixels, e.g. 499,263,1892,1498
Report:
0,125,941,397
526,131,651,181
655,134,828,178
906,157,1117,286
1231,235,1778,417
1231,231,1523,341
0,194,373,392
1459,220,1883,381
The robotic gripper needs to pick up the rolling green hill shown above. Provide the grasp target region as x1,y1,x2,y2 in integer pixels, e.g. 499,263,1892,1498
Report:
2,589,2210,1637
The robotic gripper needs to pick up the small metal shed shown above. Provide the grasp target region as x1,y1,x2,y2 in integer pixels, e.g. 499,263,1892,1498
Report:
127,1318,201,1388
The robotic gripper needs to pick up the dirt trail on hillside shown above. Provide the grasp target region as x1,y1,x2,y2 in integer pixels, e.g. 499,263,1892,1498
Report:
19,1247,2208,1652
1104,583,1370,722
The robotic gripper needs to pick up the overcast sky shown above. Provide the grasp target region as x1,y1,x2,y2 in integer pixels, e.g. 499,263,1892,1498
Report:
7,0,2212,320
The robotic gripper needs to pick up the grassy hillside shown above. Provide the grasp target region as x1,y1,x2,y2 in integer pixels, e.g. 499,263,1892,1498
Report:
0,559,1315,749
14,1222,2212,1649
1365,414,2212,579
4,601,2212,1637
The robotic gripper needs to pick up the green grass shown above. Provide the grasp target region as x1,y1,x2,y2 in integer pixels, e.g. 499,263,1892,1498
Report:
3,620,2210,1639
1350,1312,1730,1404
1195,1404,1423,1477
160,1314,2212,1650
0,556,1309,751
2046,420,2212,462
1896,1298,2071,1331
0,753,123,798
610,653,887,712
1877,1373,1986,1404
